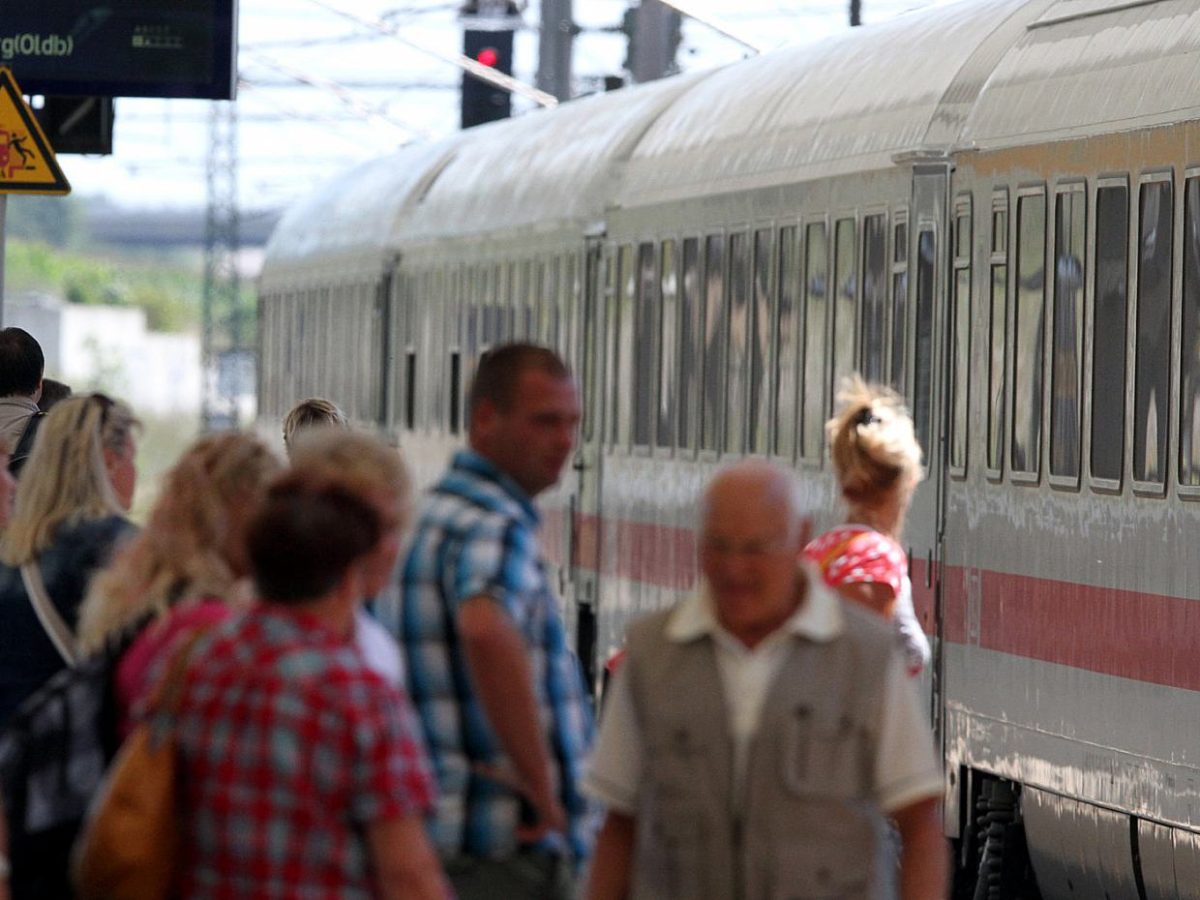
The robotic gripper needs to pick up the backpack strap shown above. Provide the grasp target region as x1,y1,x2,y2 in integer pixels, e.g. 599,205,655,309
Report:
20,563,79,667
9,411,45,477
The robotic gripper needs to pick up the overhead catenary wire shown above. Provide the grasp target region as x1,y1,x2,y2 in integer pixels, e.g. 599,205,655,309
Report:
304,0,560,109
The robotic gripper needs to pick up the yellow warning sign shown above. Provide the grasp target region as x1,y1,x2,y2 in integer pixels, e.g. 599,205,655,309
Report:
0,67,69,195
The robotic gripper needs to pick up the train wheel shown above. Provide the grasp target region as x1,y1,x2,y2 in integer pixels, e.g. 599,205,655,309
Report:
954,776,1042,900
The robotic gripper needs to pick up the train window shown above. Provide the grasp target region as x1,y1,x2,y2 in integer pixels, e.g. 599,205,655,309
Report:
726,232,751,454
1182,177,1200,486
449,350,461,434
832,218,857,400
1135,178,1173,486
634,243,658,447
913,228,936,455
542,258,560,349
679,238,702,450
950,198,972,475
563,254,577,360
802,222,828,459
600,252,617,445
1050,186,1086,482
750,228,774,455
988,199,1008,473
861,213,887,384
1012,192,1046,477
659,239,679,449
701,235,727,453
613,245,636,446
775,226,800,459
404,350,417,431
891,213,909,392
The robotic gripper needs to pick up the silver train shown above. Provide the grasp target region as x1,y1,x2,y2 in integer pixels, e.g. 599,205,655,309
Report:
259,0,1200,895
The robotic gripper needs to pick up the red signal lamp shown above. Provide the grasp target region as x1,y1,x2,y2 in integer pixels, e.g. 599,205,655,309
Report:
476,46,500,67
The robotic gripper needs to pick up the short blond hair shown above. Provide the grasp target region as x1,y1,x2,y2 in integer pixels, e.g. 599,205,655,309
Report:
282,398,347,456
288,429,411,526
0,394,139,566
827,375,923,507
78,431,282,651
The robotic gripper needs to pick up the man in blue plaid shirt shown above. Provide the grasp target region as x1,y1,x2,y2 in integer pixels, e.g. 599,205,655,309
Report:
392,343,595,899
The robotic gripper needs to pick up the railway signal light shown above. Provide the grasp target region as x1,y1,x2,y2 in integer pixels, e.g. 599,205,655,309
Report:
461,28,514,129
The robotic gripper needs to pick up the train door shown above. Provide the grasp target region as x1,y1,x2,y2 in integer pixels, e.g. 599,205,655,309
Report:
906,162,952,742
569,235,607,692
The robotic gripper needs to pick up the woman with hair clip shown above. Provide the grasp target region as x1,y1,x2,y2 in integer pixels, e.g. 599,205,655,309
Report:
77,431,282,731
804,375,931,676
0,394,139,728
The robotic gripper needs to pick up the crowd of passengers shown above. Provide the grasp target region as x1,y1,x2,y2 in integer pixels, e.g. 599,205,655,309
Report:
0,326,946,899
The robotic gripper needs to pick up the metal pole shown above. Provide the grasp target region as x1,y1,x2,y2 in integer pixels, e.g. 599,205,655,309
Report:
628,0,681,84
0,195,7,327
537,0,574,102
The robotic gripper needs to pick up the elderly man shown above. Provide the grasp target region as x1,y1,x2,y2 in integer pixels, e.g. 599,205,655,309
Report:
585,460,947,900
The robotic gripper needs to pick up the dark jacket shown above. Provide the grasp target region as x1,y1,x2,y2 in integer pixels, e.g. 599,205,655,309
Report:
0,515,135,729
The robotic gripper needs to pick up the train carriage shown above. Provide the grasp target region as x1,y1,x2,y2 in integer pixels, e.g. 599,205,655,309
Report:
258,0,1200,895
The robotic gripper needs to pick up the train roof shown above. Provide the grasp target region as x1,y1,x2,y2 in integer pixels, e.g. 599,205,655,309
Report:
262,0,1200,279
615,0,1035,208
260,139,455,291
390,71,705,247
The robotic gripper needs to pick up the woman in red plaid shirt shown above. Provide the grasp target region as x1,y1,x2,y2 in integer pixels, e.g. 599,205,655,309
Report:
172,467,448,899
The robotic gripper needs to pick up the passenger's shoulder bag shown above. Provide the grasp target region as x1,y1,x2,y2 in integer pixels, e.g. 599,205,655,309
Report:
72,630,205,900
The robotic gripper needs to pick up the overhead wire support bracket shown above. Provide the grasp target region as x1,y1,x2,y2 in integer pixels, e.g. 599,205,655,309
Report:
305,0,559,109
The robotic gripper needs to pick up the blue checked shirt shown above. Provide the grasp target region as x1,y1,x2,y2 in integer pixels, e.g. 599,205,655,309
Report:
387,450,595,862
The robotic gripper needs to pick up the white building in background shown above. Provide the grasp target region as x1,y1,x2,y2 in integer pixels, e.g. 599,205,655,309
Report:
5,292,202,417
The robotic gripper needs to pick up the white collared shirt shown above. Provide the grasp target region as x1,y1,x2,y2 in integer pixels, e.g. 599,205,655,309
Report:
585,570,942,816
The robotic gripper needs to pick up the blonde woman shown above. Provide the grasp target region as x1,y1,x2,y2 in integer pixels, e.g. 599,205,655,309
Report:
0,394,139,728
804,376,931,675
78,431,282,731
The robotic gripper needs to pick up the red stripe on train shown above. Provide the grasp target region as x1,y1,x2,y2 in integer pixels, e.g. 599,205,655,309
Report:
540,510,1200,693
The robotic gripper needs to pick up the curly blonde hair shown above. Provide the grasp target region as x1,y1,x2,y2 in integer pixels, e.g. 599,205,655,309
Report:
78,431,282,651
827,375,924,507
0,394,139,566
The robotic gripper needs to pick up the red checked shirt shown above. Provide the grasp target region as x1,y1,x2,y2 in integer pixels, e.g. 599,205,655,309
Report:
173,605,436,899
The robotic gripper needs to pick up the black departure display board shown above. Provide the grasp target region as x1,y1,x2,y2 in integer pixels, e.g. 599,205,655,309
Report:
0,1,237,99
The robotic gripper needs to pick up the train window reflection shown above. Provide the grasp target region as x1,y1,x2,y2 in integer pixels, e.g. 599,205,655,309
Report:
1182,178,1200,485
1012,193,1045,476
659,240,678,449
701,235,727,453
727,232,750,453
891,215,908,392
1090,186,1128,483
1051,187,1085,481
775,226,800,458
614,245,635,446
861,214,887,383
833,218,857,399
750,229,773,454
951,200,972,473
1135,179,1172,485
913,228,936,455
988,201,1008,473
679,238,701,450
802,222,828,459
633,243,657,447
